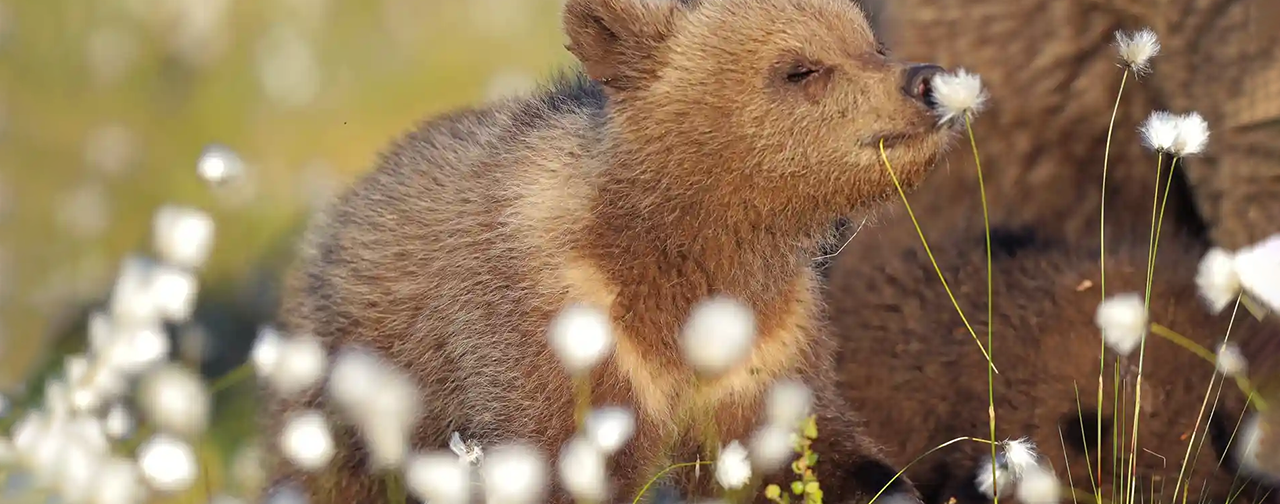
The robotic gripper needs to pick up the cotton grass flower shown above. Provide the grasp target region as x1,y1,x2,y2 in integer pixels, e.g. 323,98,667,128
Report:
151,205,215,270
1095,293,1148,356
1233,233,1280,312
582,406,635,455
976,438,1041,498
136,434,198,493
103,402,135,440
481,443,548,504
765,378,812,428
748,423,796,473
94,455,149,504
681,296,757,377
279,410,335,471
196,144,245,186
928,68,989,125
138,363,210,437
326,346,422,469
1139,111,1179,153
1216,342,1247,378
1196,247,1242,313
715,440,752,490
1233,412,1280,484
252,325,284,378
1171,112,1210,156
557,435,609,502
406,451,472,504
449,431,484,466
1014,463,1061,504
1114,28,1161,76
547,303,614,375
268,332,327,397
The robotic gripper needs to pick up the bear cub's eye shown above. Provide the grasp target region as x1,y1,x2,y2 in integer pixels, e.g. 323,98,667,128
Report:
785,63,821,83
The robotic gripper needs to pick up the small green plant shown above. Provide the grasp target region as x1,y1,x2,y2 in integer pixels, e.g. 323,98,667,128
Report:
763,414,823,504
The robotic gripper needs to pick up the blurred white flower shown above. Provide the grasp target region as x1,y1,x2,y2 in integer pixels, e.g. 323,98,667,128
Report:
255,26,321,108
136,434,198,493
1014,463,1061,504
558,435,609,502
715,440,752,490
197,144,246,186
102,320,172,376
72,364,128,413
1114,28,1161,76
765,378,812,428
582,406,635,455
1197,247,1242,313
1217,342,1248,378
152,205,215,270
327,347,421,469
1233,233,1280,312
94,455,149,504
151,264,199,322
975,456,1013,499
269,333,328,397
1139,111,1179,153
326,346,384,408
252,325,284,378
481,443,548,504
748,423,796,473
231,442,267,494
1095,293,1147,357
930,68,989,125
359,415,413,470
681,296,756,377
1171,112,1210,157
449,431,484,466
55,182,112,240
104,402,136,440
547,303,614,375
406,450,472,504
1000,437,1041,478
280,410,335,471
57,437,105,504
138,363,211,437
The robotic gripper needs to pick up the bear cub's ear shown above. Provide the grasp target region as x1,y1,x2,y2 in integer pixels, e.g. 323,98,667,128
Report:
562,0,687,91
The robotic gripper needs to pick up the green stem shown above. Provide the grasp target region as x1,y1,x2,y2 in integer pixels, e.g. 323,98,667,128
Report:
1098,69,1129,496
632,461,714,504
964,116,1000,504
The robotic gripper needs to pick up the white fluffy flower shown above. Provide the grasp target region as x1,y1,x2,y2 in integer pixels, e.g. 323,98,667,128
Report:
1233,412,1279,484
269,333,328,397
1197,247,1242,313
1000,437,1041,477
1233,233,1280,313
1095,293,1147,356
1171,112,1210,157
136,434,198,493
251,325,284,379
582,406,635,455
681,296,757,377
449,431,484,466
547,303,614,375
104,402,136,440
748,423,796,473
765,378,812,428
714,440,752,490
481,443,548,504
279,410,335,471
1139,110,1179,153
138,363,210,437
151,205,215,270
57,437,105,503
406,451,472,504
975,456,1012,498
557,435,609,502
102,321,171,376
93,455,149,504
1014,463,1062,504
1216,342,1248,378
148,264,198,322
326,348,421,470
1114,27,1161,75
196,144,245,186
929,68,989,125
109,256,164,325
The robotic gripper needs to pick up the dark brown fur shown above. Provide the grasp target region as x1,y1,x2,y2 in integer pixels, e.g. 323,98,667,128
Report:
263,0,963,502
852,0,1279,251
828,228,1280,504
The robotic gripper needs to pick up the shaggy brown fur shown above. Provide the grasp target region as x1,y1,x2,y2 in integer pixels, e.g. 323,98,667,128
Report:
853,0,1279,251
828,228,1280,504
262,0,965,502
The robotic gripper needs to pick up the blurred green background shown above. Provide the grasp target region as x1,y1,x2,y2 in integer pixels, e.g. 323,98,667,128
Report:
0,0,573,499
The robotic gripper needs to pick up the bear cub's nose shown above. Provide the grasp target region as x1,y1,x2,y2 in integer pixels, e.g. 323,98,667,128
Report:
901,64,945,107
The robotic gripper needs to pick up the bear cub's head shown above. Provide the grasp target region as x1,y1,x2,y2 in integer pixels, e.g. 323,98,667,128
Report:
564,0,960,216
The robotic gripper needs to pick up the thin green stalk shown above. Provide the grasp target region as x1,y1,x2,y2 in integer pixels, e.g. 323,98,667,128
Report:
1128,151,1167,504
1097,69,1130,498
1148,322,1266,409
878,139,998,373
964,115,1000,504
632,461,714,504
210,361,255,394
867,437,996,504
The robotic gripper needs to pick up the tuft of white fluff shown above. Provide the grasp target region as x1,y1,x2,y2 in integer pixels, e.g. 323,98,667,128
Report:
714,440,753,490
1171,112,1210,156
251,325,284,379
405,451,472,504
279,410,335,471
449,431,485,466
1001,437,1041,477
1233,233,1280,313
1139,110,1179,153
557,435,609,502
582,406,635,456
94,455,149,504
748,423,797,473
974,456,1013,499
137,363,210,438
151,205,215,270
267,332,327,397
136,434,198,493
1114,27,1161,75
681,296,757,377
1015,463,1062,504
1233,412,1280,484
1095,293,1148,357
1216,342,1248,378
1197,247,1242,313
929,68,989,125
976,438,1042,498
765,378,813,429
326,347,422,470
481,443,548,504
546,303,615,375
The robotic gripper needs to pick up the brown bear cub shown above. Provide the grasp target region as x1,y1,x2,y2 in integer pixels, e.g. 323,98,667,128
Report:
828,228,1280,504
851,0,1279,252
265,0,965,502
